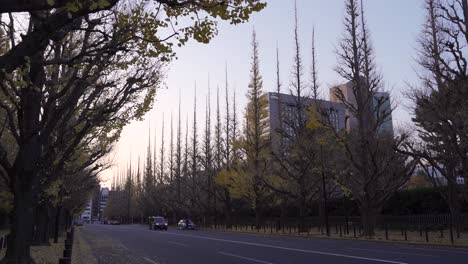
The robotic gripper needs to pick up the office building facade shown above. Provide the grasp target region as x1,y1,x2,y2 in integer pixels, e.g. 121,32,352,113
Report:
330,81,393,134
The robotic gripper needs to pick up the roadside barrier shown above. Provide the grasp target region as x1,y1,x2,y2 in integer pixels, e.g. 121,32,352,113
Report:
199,214,468,246
59,227,74,264
0,234,7,253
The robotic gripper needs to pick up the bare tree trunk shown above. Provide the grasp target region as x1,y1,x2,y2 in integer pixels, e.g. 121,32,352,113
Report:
447,175,461,218
223,191,232,228
32,204,50,245
4,176,35,264
279,199,286,231
3,45,43,262
359,204,376,237
255,205,261,230
53,206,61,244
298,193,307,232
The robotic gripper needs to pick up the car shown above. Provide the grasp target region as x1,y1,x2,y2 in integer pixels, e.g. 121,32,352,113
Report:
108,220,120,225
177,219,196,230
74,219,84,226
149,216,168,230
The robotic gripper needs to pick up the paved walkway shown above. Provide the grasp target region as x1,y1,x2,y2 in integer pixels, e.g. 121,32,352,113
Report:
73,224,149,264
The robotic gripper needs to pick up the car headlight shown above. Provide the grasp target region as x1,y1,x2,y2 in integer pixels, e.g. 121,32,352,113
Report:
165,223,168,226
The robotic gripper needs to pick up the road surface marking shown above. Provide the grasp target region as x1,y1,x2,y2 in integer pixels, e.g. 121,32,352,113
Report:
349,247,438,257
218,251,275,264
396,246,468,254
161,232,408,264
143,257,159,264
168,241,188,247
120,244,129,250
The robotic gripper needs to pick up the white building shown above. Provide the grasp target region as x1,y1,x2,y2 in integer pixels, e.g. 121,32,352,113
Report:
80,199,92,222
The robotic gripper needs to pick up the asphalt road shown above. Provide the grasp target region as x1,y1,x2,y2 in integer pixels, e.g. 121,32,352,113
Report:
80,224,468,264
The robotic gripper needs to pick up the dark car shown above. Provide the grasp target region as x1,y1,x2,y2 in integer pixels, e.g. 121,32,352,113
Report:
177,219,196,230
149,216,168,230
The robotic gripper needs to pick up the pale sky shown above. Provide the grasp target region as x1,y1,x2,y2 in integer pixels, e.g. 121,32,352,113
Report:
100,0,425,187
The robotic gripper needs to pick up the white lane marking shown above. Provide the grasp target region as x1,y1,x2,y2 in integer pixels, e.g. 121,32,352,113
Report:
160,232,408,264
120,244,129,250
397,246,468,254
349,247,438,257
218,251,275,264
143,257,159,264
168,241,188,247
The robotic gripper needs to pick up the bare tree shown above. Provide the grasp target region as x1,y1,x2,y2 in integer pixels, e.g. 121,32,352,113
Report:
464,0,468,41
233,30,270,228
275,44,284,152
267,1,320,230
190,84,200,214
333,0,416,236
213,85,224,224
224,65,231,168
310,27,320,100
153,123,158,187
169,113,174,184
184,114,189,187
176,94,182,202
231,88,240,162
408,0,468,217
202,80,214,223
159,114,166,185
215,86,224,171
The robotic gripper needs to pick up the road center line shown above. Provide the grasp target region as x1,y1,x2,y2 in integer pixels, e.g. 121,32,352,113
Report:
168,241,188,247
160,232,408,264
143,257,159,264
218,251,275,264
349,247,438,257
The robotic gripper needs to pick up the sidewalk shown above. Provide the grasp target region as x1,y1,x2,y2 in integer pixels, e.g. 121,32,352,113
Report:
72,225,148,264
72,227,97,264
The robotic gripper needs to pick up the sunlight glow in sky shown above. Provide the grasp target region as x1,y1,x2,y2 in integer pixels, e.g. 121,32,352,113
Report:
100,0,425,187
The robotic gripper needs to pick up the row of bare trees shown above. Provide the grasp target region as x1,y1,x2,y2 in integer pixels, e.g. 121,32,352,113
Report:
107,0,468,240
104,0,458,239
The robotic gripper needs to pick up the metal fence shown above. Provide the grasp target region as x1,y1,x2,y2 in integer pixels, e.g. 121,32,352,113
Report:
201,214,468,245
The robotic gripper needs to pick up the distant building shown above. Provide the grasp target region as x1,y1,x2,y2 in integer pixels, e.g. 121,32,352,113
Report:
264,92,346,149
99,187,110,219
330,81,393,134
80,199,92,222
91,185,101,220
